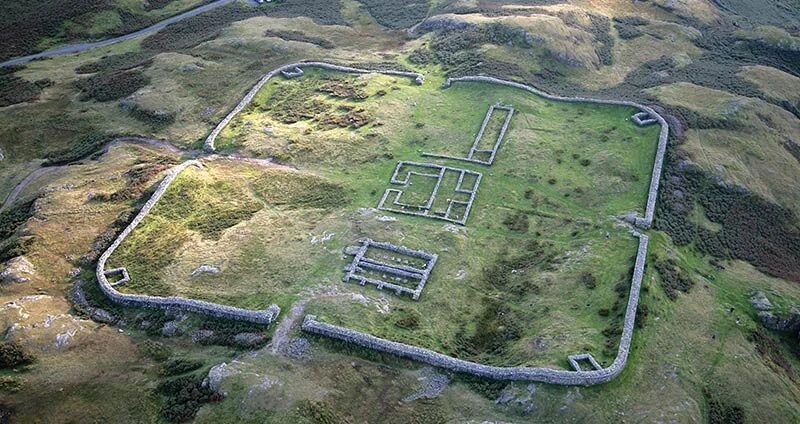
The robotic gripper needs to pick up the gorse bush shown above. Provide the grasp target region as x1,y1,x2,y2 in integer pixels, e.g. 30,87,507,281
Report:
75,52,155,74
0,342,34,369
44,132,116,165
357,0,428,29
263,29,334,49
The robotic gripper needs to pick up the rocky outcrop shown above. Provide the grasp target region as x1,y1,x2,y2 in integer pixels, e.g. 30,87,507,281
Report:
1,257,34,284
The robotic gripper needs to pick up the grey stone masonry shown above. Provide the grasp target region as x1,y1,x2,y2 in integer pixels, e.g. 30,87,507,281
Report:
95,160,280,325
423,102,515,165
631,111,658,126
303,232,650,385
443,76,669,230
104,267,130,287
203,61,424,151
377,161,482,225
281,67,305,78
343,239,438,300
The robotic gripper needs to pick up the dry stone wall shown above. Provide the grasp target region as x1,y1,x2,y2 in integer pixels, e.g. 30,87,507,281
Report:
443,76,668,229
95,160,280,325
303,232,650,385
203,61,424,152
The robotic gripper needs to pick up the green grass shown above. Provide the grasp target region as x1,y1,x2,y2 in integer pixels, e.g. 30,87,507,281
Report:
110,68,660,368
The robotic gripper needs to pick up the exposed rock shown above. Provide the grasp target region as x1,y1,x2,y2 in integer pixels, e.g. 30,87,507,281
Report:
1,257,35,284
343,245,361,256
0,146,4,161
190,265,220,278
403,367,450,401
286,337,311,361
377,215,397,222
758,310,800,332
90,308,117,324
55,329,77,348
161,320,182,337
205,362,240,393
191,330,215,343
750,291,773,311
233,332,268,347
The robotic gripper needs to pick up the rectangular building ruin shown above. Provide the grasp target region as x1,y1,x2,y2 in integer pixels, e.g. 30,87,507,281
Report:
377,161,482,225
343,239,438,300
422,103,514,165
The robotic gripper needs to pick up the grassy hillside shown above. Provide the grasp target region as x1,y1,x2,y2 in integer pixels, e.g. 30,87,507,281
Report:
1,0,799,423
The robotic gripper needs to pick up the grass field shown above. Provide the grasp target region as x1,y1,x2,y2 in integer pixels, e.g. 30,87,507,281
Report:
109,68,660,368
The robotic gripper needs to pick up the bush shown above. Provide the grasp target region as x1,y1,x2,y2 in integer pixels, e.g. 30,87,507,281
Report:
653,259,693,300
0,67,48,107
162,358,204,377
704,389,745,424
75,69,149,102
356,0,428,29
44,131,115,165
0,342,34,369
613,16,647,40
158,374,223,423
75,52,155,74
502,211,529,232
142,3,261,52
263,29,334,49
297,399,345,424
579,272,597,289
266,0,347,26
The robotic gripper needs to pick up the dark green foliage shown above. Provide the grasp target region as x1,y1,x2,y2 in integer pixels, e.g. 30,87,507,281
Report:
749,328,796,379
158,374,223,423
784,140,800,163
138,340,173,362
454,374,507,400
502,211,529,232
0,342,34,369
586,14,613,66
44,132,115,165
460,298,523,357
0,198,36,241
144,0,186,11
124,103,177,128
263,29,334,49
579,272,597,289
75,52,155,74
653,259,694,300
317,77,368,100
0,236,35,263
0,0,108,61
162,358,204,377
253,172,349,210
75,69,150,102
613,16,647,40
635,303,648,328
655,151,800,282
297,399,345,424
0,71,47,107
482,240,555,296
704,388,745,424
195,317,269,347
393,307,421,330
94,162,172,201
265,0,346,26
408,48,433,65
142,3,261,51
357,0,428,29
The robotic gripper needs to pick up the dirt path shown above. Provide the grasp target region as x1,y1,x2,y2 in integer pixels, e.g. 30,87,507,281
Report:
1,136,192,211
0,0,236,68
269,300,308,354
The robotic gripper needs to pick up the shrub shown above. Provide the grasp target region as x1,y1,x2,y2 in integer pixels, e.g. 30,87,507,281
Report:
75,51,155,74
579,272,597,289
704,388,745,424
502,211,529,232
263,29,334,49
266,0,347,26
0,69,47,107
653,259,693,300
158,374,223,423
356,0,428,29
75,69,149,102
297,399,345,424
0,342,34,369
393,308,421,330
44,131,116,165
162,358,204,377
253,171,349,210
586,14,614,66
142,3,261,52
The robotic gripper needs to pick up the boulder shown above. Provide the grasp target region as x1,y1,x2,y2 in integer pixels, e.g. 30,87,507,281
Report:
233,332,268,347
1,257,35,284
190,265,220,278
750,291,773,311
161,320,182,337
